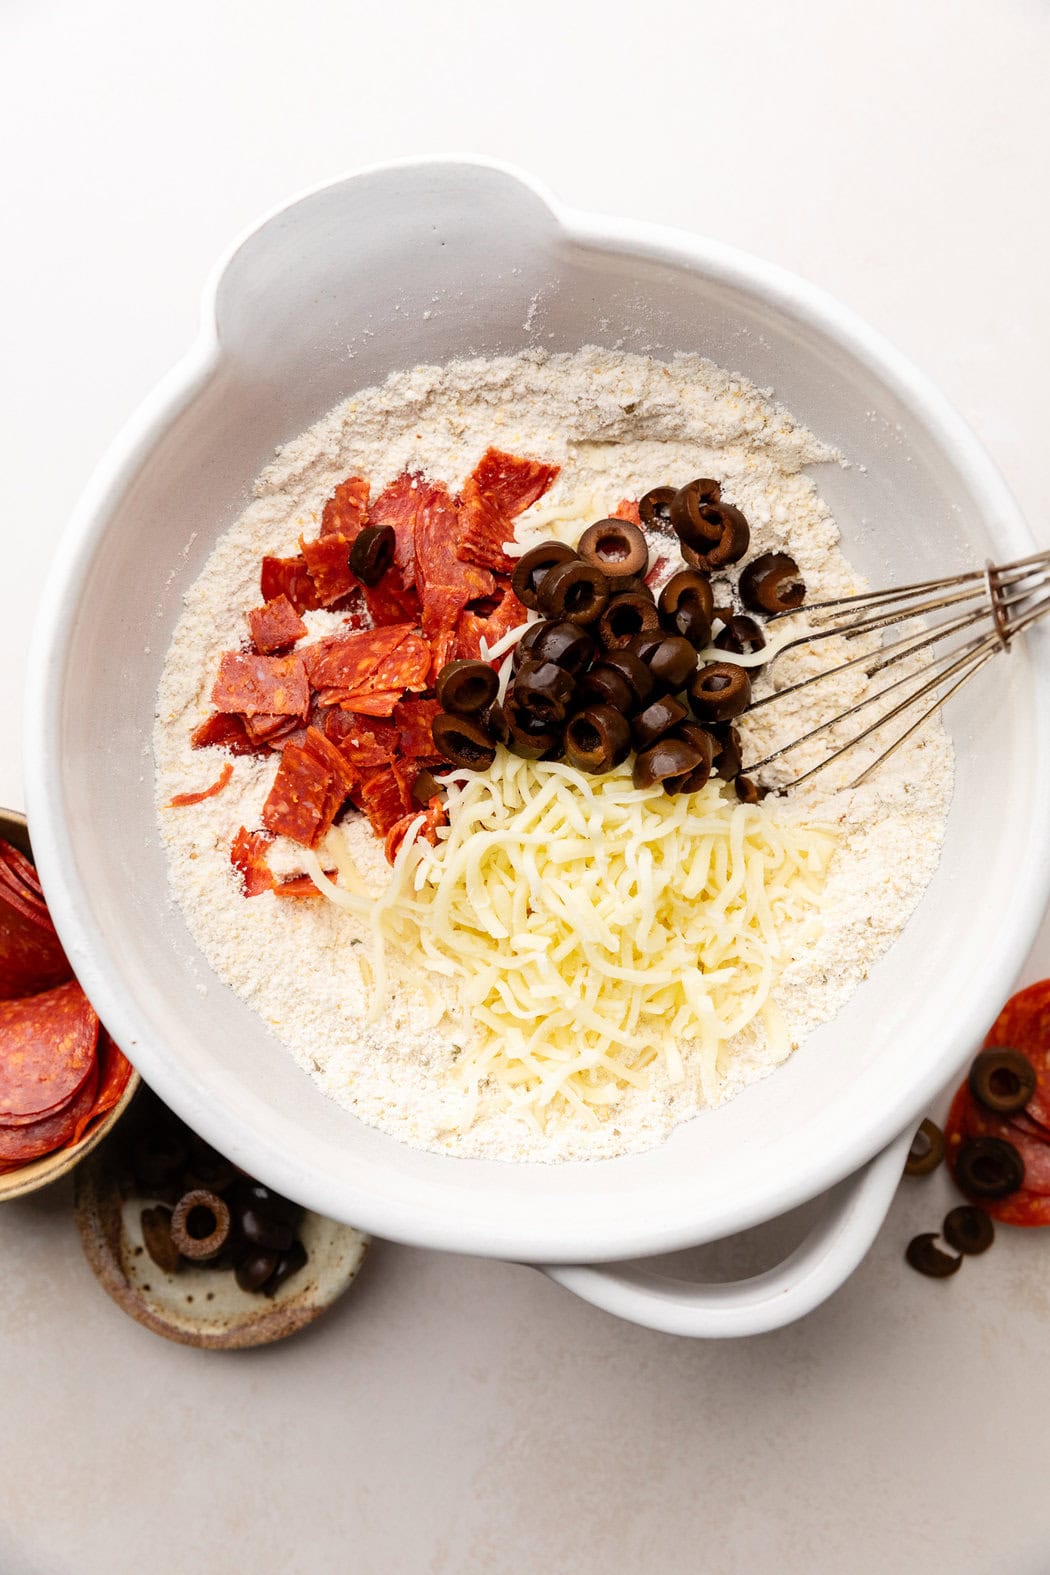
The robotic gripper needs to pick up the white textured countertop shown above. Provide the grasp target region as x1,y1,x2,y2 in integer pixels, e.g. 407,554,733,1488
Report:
2,2,1049,1571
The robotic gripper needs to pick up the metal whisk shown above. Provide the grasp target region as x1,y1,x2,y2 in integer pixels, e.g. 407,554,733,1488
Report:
743,549,1050,791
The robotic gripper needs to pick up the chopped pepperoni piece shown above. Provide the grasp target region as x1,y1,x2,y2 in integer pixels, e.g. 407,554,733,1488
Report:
191,712,259,755
260,554,322,614
454,581,528,663
369,473,425,589
300,531,357,607
457,448,559,574
392,698,444,761
983,981,1050,1129
0,979,99,1121
212,652,309,719
168,761,234,808
304,625,416,691
274,871,337,899
323,712,398,769
357,767,411,839
384,799,447,864
415,482,494,678
321,476,370,539
962,1092,1050,1196
243,712,299,745
944,1081,1050,1226
302,726,358,838
261,743,333,847
230,828,275,896
611,498,642,527
247,594,308,655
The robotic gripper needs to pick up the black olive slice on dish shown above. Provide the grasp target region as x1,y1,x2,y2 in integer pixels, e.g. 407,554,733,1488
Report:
669,478,724,548
598,592,661,650
904,1117,945,1177
688,662,751,723
905,1233,962,1278
942,1205,995,1256
431,713,498,770
969,1047,1037,1115
435,659,500,716
659,570,715,647
536,559,610,626
511,541,578,610
633,737,703,794
348,524,396,586
739,551,806,614
577,519,649,581
953,1135,1025,1200
680,503,751,572
564,705,632,774
638,486,677,532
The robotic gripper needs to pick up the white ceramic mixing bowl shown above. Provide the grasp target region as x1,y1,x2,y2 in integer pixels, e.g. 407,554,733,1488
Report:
24,160,1050,1336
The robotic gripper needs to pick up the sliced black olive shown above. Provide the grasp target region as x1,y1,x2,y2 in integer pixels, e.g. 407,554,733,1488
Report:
262,1238,309,1298
349,524,396,587
633,737,703,793
711,725,743,781
140,1205,180,1275
536,559,610,625
734,775,768,804
631,695,689,751
598,593,661,650
943,1205,995,1255
435,659,500,716
689,662,751,723
659,570,715,646
669,478,724,548
969,1047,1037,1115
638,634,699,692
600,649,655,708
638,486,677,531
613,575,655,601
170,1189,232,1262
236,1248,281,1294
431,713,497,770
510,660,576,725
577,519,649,580
501,695,562,759
680,503,751,571
672,723,717,792
131,1124,187,1190
715,614,767,661
953,1135,1025,1200
739,551,806,614
412,769,443,807
576,664,635,714
564,705,631,774
529,620,595,675
905,1233,962,1278
512,620,546,670
511,542,578,610
904,1117,945,1177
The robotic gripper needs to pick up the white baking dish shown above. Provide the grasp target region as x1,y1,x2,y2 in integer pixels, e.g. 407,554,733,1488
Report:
24,160,1050,1336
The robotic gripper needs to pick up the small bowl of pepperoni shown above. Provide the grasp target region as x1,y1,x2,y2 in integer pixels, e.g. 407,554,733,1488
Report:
0,809,139,1201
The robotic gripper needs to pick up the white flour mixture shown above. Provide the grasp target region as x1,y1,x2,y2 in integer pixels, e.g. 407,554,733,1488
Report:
154,349,953,1161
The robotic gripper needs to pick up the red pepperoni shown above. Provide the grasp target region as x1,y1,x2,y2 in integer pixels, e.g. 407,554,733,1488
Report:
392,698,444,761
369,473,425,590
319,476,421,626
243,712,299,746
457,448,559,574
300,531,357,607
230,828,275,897
247,594,308,655
384,799,447,864
274,871,337,899
321,476,370,539
303,726,358,800
983,981,1050,1128
945,1080,1050,1226
73,1032,134,1139
212,652,309,719
168,761,234,808
191,712,261,755
260,554,322,614
454,581,528,663
357,767,411,839
611,498,642,527
261,743,333,847
0,845,43,903
962,1092,1050,1195
0,979,99,1122
0,1061,99,1166
415,483,494,679
304,626,430,711
0,860,73,1002
323,712,397,769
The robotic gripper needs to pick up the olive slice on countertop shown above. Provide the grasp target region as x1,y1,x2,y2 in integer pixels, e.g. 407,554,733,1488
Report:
529,620,595,675
659,570,715,647
431,713,498,770
942,1205,995,1256
633,737,703,794
510,659,576,724
715,614,767,660
669,478,725,548
953,1135,1025,1200
739,551,806,614
576,664,635,715
564,705,632,774
680,503,751,572
638,486,678,531
435,659,500,716
904,1117,945,1177
969,1047,1037,1115
734,775,768,804
170,1189,232,1263
577,518,649,580
502,696,562,760
600,649,655,708
511,541,578,610
536,559,610,625
631,695,689,752
905,1233,962,1279
511,620,546,670
140,1206,180,1275
348,524,396,587
689,662,752,723
598,593,661,650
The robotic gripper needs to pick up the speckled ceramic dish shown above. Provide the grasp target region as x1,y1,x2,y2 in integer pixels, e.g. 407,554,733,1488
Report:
0,808,140,1202
74,1126,369,1349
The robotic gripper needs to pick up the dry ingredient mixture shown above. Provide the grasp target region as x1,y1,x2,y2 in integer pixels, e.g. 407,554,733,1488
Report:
154,349,953,1162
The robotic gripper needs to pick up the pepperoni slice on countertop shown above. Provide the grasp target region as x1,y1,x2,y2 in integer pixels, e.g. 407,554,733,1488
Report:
230,828,275,897
167,761,234,809
211,652,309,719
457,449,559,575
962,1090,1050,1196
0,1062,99,1167
945,1081,1050,1225
984,981,1050,1129
261,743,333,848
320,476,369,540
0,979,99,1122
260,554,322,614
247,594,308,655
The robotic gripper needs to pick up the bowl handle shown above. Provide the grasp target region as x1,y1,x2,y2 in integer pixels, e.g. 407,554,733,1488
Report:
539,1129,911,1338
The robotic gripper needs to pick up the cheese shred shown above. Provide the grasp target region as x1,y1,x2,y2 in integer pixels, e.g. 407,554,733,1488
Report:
309,751,838,1131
